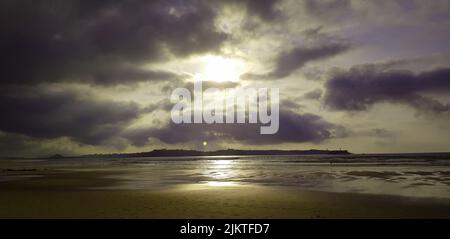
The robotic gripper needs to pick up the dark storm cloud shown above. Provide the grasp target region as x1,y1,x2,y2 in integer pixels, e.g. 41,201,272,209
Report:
89,67,179,86
125,110,340,146
242,41,351,80
269,43,351,79
0,0,226,86
224,0,282,21
323,66,450,114
244,0,282,21
0,88,140,145
303,0,352,21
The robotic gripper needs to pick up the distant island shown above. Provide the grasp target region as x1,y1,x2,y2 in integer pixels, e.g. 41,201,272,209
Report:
58,149,351,159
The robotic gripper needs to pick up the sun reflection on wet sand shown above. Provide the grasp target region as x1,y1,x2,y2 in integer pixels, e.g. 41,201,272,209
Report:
206,181,238,187
204,159,240,187
212,159,233,168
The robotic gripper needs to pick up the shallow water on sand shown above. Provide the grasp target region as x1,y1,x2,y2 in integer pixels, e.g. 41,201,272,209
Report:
1,154,450,198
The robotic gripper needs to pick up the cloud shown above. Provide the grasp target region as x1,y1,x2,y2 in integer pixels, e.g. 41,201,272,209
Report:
142,99,174,113
125,110,340,146
161,79,241,94
303,0,352,22
0,87,140,145
223,0,282,22
184,81,241,90
242,36,351,80
0,131,75,157
89,67,179,86
323,66,450,114
0,0,227,86
0,132,37,157
269,43,351,79
280,99,304,110
302,88,323,100
244,0,282,21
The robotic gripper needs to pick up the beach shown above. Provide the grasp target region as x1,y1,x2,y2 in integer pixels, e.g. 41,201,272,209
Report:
1,177,450,218
1,155,450,218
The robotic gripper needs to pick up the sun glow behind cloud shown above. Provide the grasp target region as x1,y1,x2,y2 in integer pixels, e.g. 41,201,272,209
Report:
199,55,246,82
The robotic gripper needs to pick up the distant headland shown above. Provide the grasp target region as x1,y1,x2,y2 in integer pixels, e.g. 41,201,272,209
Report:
48,149,351,159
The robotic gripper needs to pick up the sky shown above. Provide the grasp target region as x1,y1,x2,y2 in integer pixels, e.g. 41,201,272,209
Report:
1,0,450,157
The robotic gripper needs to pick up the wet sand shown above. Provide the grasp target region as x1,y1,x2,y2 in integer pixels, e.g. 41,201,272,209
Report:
1,170,450,218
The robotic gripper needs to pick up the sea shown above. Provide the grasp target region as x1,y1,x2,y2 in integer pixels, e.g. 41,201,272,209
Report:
1,153,450,198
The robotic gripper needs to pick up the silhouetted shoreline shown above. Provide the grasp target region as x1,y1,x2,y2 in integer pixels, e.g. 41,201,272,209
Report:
47,149,351,159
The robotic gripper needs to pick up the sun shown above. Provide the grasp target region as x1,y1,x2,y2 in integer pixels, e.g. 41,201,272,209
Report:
200,55,245,82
